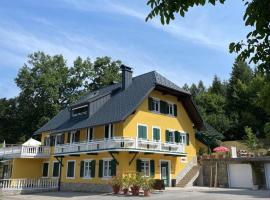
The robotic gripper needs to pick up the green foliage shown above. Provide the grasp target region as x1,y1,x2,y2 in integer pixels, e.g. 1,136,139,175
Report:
264,122,270,144
244,126,258,150
1,51,122,143
146,0,270,74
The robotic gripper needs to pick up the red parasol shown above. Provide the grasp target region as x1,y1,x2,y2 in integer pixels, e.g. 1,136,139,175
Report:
213,146,229,152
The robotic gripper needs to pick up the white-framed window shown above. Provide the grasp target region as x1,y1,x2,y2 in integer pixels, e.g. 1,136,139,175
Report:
152,98,160,112
44,137,50,146
42,162,49,177
104,124,113,139
166,129,175,143
83,160,92,178
152,126,161,141
141,160,150,177
66,160,75,179
87,127,94,142
103,160,112,178
52,161,60,177
55,134,64,146
70,130,80,144
137,124,147,140
180,133,186,144
71,104,88,117
167,103,174,116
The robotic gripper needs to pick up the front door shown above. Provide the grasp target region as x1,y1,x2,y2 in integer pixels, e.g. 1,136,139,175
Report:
161,161,169,187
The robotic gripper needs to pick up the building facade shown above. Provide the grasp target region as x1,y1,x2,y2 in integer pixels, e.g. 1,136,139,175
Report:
0,66,205,192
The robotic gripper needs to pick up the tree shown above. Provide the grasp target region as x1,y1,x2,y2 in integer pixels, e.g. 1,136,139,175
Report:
14,52,122,140
209,75,226,96
146,0,270,73
264,122,270,144
244,126,258,150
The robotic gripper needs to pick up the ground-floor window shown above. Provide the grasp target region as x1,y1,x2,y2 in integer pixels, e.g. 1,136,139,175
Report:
42,162,49,177
53,162,60,177
67,161,75,178
103,160,112,177
80,160,95,178
141,160,150,177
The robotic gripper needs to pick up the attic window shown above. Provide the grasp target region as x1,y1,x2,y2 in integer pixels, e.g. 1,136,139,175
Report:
71,104,88,117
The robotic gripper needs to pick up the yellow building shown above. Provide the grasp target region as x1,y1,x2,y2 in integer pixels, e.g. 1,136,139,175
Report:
0,66,206,192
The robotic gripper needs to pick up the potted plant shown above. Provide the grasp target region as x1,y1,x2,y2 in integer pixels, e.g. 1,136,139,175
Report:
122,174,131,195
142,177,154,196
130,173,142,196
111,175,122,194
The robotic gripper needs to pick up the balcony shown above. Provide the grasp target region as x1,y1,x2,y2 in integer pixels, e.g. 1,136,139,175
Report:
54,137,185,155
0,145,51,159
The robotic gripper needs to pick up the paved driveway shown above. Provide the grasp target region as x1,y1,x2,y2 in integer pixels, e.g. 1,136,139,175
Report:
2,187,270,200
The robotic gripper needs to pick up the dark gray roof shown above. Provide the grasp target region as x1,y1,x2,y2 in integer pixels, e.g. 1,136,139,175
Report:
35,71,203,135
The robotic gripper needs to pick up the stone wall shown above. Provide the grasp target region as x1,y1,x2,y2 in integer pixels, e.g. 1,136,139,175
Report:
0,188,57,196
60,182,112,193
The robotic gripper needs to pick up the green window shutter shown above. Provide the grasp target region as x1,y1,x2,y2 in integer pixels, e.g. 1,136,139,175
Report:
150,160,155,177
67,132,70,143
160,101,168,114
75,131,80,142
153,128,160,141
165,130,170,142
138,125,147,139
186,133,190,145
67,161,75,177
111,160,116,176
91,160,96,178
80,161,84,177
105,125,109,139
42,163,49,177
99,160,103,177
136,159,141,172
111,124,114,138
173,104,177,116
53,162,60,177
148,97,153,111
175,131,180,143
50,136,55,146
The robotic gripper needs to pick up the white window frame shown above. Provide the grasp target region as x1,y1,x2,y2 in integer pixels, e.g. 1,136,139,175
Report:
66,160,76,179
141,159,150,177
87,127,94,142
152,126,161,142
151,97,160,113
44,136,50,146
42,162,49,178
137,123,148,140
54,134,63,146
180,132,187,144
83,159,93,179
166,129,175,143
70,130,77,144
52,161,60,177
103,158,112,178
104,124,114,139
71,104,88,117
167,103,174,116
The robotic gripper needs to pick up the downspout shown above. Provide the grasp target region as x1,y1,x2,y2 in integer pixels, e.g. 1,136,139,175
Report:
58,157,63,192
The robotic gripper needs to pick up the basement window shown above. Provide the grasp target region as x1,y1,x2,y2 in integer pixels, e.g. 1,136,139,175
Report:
71,104,88,118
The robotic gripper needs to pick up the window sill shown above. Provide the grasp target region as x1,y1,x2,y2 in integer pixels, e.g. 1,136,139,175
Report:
66,177,75,179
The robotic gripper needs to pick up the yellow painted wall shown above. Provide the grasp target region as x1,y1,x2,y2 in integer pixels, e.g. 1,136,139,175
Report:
11,158,46,179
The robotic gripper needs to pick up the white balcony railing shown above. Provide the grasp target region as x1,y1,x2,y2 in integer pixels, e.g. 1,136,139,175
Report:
0,145,50,158
54,137,185,155
0,178,58,190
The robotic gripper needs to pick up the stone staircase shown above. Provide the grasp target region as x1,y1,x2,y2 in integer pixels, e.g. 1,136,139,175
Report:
176,165,200,187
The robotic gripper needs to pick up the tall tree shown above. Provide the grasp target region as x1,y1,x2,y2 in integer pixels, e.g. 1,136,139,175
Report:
14,52,122,140
146,0,270,73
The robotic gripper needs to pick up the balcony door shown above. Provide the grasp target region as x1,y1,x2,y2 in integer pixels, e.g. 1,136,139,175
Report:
160,161,170,187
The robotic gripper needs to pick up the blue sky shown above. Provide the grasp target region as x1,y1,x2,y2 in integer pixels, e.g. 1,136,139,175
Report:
0,0,248,98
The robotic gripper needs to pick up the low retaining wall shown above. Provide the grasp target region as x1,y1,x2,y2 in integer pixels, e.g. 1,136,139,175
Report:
0,188,58,196
61,182,112,193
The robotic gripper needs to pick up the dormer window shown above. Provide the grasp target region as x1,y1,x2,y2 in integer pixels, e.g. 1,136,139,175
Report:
71,104,88,118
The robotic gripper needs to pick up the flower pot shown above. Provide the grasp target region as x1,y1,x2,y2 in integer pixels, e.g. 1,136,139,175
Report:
123,188,129,195
144,189,150,196
112,185,120,194
131,186,140,196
